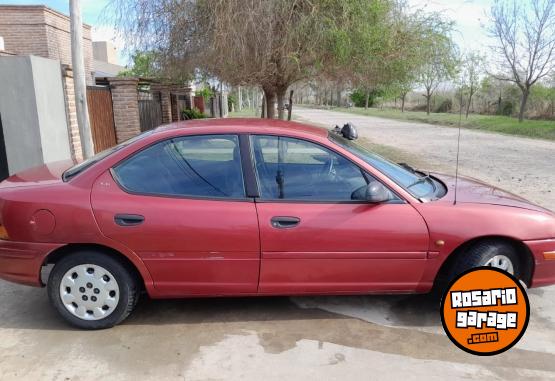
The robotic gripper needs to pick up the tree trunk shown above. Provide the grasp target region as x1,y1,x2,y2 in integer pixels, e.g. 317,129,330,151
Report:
237,86,242,111
465,90,474,119
261,94,266,118
518,88,529,122
287,90,294,121
401,93,406,113
264,89,276,119
365,90,370,109
276,87,287,120
425,89,431,115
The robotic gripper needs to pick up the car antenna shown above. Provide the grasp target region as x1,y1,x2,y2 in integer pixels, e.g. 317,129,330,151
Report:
454,85,463,205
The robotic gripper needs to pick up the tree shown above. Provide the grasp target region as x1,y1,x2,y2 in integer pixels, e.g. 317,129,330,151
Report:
488,0,555,122
326,2,439,110
110,0,353,119
118,51,159,78
461,52,485,118
417,27,459,115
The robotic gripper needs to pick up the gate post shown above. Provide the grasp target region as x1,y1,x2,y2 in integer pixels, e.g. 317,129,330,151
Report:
151,83,172,124
107,77,141,143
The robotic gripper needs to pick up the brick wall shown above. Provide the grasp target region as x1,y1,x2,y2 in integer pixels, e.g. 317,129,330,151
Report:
0,5,93,84
61,65,82,161
108,78,142,143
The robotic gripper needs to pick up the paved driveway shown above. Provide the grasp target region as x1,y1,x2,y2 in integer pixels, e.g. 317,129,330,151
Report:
0,109,554,380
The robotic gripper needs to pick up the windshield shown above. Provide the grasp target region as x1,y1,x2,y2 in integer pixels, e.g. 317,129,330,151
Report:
63,130,155,181
329,133,436,199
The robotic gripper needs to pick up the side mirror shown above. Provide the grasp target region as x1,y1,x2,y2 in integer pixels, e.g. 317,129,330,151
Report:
351,181,391,203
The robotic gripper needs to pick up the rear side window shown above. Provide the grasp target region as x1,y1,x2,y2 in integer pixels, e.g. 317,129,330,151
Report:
113,135,245,198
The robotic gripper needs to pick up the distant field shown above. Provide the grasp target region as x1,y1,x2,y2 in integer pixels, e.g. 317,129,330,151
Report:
311,106,555,141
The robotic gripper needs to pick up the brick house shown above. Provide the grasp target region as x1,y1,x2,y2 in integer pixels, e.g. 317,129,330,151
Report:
0,5,94,83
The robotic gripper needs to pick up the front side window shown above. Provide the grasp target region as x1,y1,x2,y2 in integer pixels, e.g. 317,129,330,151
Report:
113,135,245,198
329,133,438,199
251,135,368,201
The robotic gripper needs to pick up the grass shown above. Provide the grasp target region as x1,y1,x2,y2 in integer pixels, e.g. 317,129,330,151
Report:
229,107,303,121
228,108,261,118
313,106,555,141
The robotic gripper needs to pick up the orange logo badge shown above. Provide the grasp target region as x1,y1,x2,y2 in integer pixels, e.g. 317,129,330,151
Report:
441,267,529,356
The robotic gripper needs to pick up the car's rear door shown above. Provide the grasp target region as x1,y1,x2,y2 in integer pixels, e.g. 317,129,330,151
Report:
91,134,260,296
250,134,430,294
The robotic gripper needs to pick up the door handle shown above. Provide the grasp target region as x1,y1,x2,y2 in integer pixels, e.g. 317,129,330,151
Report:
271,216,300,229
114,214,145,226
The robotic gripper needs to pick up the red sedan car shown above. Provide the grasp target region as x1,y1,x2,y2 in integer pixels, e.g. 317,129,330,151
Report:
0,119,554,329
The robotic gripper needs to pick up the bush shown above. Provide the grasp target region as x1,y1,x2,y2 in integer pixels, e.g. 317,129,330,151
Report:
228,94,237,111
497,100,513,116
195,87,214,99
434,98,453,113
349,88,382,107
182,107,206,120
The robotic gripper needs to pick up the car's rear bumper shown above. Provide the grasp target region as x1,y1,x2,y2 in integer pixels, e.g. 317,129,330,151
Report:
525,238,555,287
0,240,63,286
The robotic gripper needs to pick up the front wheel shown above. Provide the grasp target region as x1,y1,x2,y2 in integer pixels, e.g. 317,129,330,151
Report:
451,240,521,280
47,251,139,329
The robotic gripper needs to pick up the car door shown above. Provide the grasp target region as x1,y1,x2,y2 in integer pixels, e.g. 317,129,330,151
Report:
250,135,430,294
91,134,260,296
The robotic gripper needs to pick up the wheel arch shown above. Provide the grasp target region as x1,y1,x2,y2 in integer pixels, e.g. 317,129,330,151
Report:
434,235,535,288
42,243,152,293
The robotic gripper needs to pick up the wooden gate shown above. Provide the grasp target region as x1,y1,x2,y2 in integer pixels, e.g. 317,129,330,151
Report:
86,86,117,153
139,91,163,131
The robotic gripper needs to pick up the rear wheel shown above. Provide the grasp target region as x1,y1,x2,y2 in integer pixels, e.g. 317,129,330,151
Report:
47,251,139,329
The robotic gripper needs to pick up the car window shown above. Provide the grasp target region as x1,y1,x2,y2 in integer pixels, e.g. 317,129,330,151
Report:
251,135,369,201
113,135,245,198
63,129,155,181
329,133,435,198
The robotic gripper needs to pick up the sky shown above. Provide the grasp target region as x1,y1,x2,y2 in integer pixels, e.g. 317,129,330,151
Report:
2,0,496,65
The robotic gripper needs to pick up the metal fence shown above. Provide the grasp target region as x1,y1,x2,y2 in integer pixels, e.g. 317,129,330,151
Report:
138,90,163,132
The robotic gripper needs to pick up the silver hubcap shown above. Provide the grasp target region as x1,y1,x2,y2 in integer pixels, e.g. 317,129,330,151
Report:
484,255,514,275
59,264,120,321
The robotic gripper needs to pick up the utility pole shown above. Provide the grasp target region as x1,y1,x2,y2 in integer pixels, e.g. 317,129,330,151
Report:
69,0,94,159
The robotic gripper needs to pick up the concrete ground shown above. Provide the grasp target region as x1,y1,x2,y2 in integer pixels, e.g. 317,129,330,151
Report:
1,108,554,380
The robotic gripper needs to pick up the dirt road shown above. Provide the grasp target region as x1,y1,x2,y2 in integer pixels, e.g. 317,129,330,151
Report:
0,109,554,380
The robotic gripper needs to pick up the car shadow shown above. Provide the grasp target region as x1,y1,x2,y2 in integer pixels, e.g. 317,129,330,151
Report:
0,280,440,331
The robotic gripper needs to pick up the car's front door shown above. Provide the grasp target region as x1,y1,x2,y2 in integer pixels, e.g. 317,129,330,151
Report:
91,134,260,296
250,135,430,294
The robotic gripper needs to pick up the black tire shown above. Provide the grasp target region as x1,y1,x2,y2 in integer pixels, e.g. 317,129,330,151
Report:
450,240,521,280
431,240,522,299
47,251,139,330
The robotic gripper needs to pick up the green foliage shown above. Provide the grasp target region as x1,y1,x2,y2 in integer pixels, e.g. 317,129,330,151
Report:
227,94,237,111
118,51,159,78
349,88,382,107
181,108,206,120
434,98,452,113
195,87,214,99
497,100,514,116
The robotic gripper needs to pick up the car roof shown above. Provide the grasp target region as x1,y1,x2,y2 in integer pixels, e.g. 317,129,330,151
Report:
154,118,329,138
